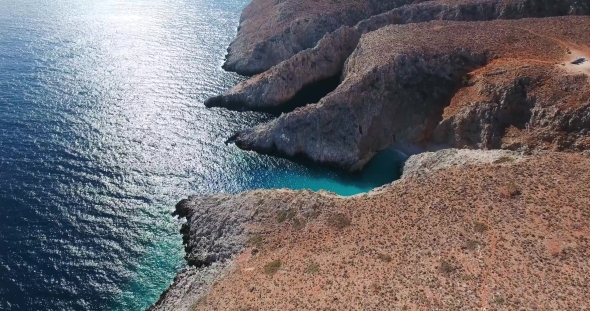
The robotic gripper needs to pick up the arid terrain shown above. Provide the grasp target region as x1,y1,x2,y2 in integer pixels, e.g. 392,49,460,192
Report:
234,17,590,171
150,0,590,310
198,152,590,310
153,151,590,310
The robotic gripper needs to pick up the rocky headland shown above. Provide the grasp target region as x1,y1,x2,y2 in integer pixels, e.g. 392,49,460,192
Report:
151,0,590,310
222,0,420,76
208,0,590,111
151,150,590,310
222,0,590,76
235,16,590,171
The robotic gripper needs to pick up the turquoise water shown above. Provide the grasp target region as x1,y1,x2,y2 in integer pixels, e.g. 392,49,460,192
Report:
0,0,404,310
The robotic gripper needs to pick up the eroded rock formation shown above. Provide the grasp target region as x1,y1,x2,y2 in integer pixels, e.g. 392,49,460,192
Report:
235,17,590,171
222,0,418,75
211,0,590,111
224,0,590,76
205,26,361,110
151,150,590,310
434,59,590,150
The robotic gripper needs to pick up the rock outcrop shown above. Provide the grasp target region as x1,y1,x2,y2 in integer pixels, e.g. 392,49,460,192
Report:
152,150,590,310
235,17,590,171
434,59,590,151
224,0,590,76
211,0,590,111
401,148,524,177
149,189,340,311
206,26,361,110
222,0,418,76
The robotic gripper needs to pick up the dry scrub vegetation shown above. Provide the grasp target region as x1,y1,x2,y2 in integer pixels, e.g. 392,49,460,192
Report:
194,152,590,310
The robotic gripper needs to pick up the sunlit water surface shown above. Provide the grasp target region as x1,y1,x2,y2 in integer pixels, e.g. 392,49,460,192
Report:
0,1,404,310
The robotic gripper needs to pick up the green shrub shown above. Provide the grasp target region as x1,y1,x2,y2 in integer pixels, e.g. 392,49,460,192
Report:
264,259,282,275
248,234,264,248
328,213,351,229
377,253,393,263
494,156,514,164
439,259,456,274
506,182,521,197
474,222,488,233
277,209,296,223
304,262,320,275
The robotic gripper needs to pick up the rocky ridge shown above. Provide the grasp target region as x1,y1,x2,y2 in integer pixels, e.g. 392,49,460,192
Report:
205,26,361,110
223,0,590,76
235,17,590,171
222,0,420,75
209,0,590,111
151,150,590,310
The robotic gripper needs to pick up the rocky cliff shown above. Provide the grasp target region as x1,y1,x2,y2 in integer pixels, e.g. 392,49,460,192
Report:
206,26,361,110
222,0,419,75
234,17,590,171
151,150,590,310
150,2,590,310
210,0,590,111
223,0,590,76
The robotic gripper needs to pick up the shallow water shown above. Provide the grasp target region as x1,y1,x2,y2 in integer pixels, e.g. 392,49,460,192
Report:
0,1,404,310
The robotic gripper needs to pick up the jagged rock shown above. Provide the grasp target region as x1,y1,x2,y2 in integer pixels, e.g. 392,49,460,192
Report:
147,263,230,311
148,189,338,310
434,60,590,151
147,193,255,311
222,0,418,76
235,17,590,171
401,148,524,178
206,26,361,110
212,0,590,111
173,194,256,267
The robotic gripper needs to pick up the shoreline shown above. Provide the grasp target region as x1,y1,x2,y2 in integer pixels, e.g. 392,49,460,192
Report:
150,0,590,309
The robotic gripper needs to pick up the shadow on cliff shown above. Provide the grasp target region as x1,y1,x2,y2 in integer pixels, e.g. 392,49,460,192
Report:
207,74,342,115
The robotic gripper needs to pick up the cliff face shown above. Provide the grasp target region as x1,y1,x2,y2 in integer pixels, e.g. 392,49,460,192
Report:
222,0,418,76
224,0,590,76
151,150,590,310
211,0,590,111
234,17,590,171
206,26,361,110
435,59,590,151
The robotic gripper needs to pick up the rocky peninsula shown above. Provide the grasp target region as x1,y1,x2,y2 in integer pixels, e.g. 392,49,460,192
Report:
235,16,590,171
151,0,590,310
152,150,590,310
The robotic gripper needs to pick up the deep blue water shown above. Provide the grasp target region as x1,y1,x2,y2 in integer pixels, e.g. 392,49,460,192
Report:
0,1,404,310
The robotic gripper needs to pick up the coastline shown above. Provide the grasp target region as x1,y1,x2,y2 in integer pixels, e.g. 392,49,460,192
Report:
151,0,590,309
152,150,590,310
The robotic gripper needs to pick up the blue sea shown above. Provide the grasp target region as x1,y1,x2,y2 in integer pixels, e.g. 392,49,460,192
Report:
0,0,404,310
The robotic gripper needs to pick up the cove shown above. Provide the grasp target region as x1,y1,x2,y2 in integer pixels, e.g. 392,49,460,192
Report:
256,148,407,197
